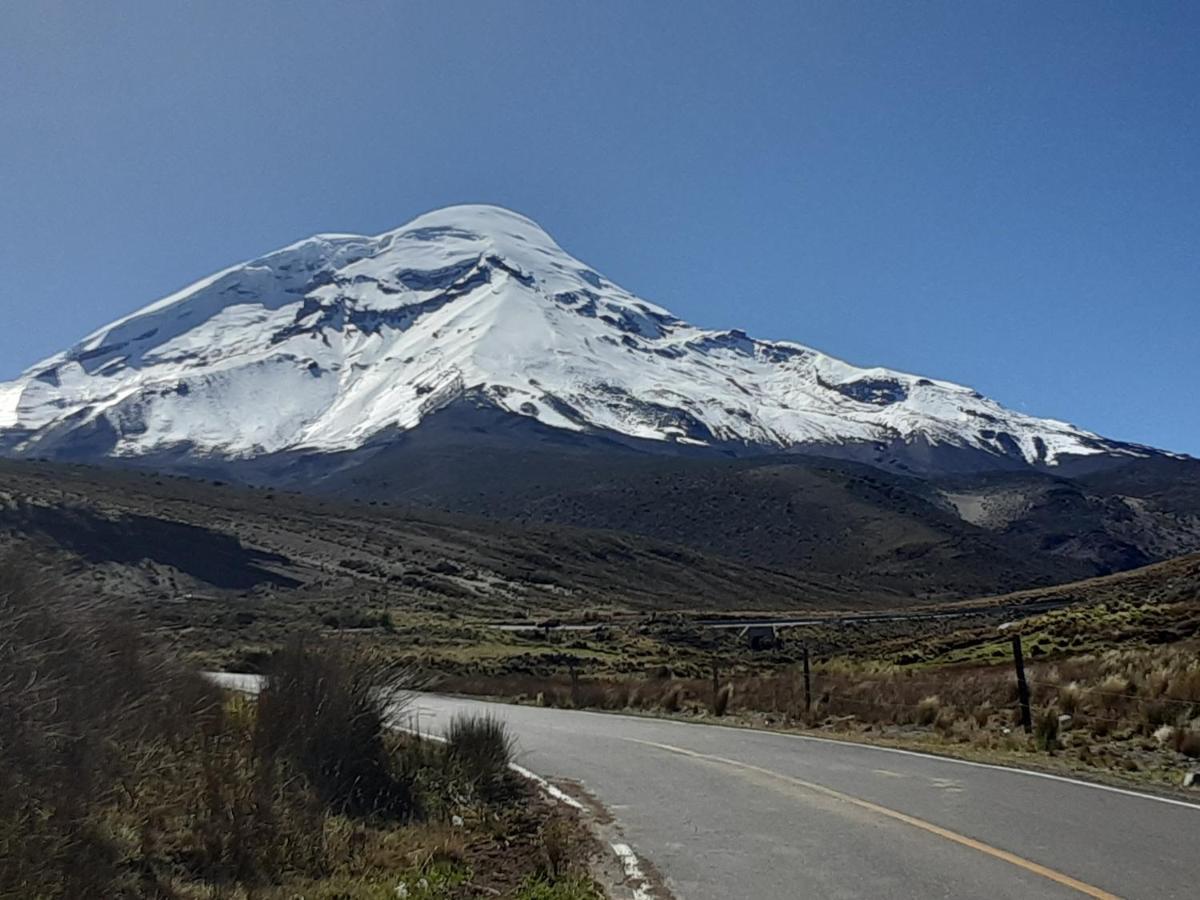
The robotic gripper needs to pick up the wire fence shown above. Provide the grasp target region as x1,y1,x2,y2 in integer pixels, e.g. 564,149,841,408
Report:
1024,677,1200,709
446,640,1200,741
529,670,1200,723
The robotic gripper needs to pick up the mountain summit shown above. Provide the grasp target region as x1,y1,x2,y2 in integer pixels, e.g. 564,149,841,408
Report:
0,205,1169,472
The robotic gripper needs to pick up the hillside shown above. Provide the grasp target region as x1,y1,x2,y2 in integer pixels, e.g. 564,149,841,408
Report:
313,420,1200,597
0,450,1142,625
832,551,1200,668
4,453,1198,678
6,458,890,606
975,550,1200,624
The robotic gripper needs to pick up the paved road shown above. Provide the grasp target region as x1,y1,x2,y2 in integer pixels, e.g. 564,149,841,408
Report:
407,694,1199,900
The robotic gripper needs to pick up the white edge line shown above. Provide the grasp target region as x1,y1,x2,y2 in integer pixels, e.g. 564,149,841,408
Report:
510,763,585,810
420,693,1200,812
611,842,656,900
389,709,585,810
390,703,647,895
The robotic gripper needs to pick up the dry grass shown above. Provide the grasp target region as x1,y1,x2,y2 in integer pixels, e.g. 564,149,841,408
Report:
441,639,1200,783
0,561,233,897
1034,707,1061,753
0,559,601,899
256,637,414,817
713,683,734,717
1173,728,1200,758
915,695,941,727
444,713,517,804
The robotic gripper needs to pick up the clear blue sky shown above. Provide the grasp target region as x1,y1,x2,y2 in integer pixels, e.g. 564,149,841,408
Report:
2,2,1197,454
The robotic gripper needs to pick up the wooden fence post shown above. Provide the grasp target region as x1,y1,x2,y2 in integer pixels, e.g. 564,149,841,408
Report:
1011,634,1032,734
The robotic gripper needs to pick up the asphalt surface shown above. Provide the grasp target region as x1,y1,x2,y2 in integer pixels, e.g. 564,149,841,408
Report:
407,694,1199,900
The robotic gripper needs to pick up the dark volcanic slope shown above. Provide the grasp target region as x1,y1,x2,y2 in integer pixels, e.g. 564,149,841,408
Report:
0,458,870,618
309,413,1200,601
5,425,1197,632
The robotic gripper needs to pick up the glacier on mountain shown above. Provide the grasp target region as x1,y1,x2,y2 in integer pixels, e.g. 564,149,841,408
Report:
0,205,1157,469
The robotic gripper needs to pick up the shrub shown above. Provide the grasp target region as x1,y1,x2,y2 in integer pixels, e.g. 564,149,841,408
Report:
1058,682,1084,716
255,637,414,817
1167,668,1200,704
1034,708,1060,753
1096,674,1131,712
915,695,941,726
0,558,338,895
661,684,684,713
0,560,229,897
972,702,994,728
933,707,958,734
538,818,580,880
1139,700,1178,733
713,683,734,717
1173,728,1200,759
445,713,516,802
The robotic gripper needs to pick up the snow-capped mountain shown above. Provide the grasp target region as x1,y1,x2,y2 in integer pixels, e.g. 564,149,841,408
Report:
0,205,1164,471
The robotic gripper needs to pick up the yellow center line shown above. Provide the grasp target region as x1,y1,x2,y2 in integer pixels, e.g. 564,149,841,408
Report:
624,737,1121,900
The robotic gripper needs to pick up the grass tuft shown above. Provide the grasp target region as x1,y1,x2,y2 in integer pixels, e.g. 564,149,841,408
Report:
255,637,415,817
1173,728,1200,759
445,713,517,803
1034,707,1060,754
915,695,941,726
713,683,734,717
